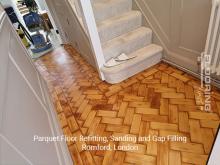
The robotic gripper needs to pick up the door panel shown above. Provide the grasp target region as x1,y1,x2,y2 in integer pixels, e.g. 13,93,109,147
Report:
135,0,212,73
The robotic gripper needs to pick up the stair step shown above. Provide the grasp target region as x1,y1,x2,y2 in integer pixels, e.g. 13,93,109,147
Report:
20,8,29,13
91,0,102,2
93,0,132,22
18,6,27,10
20,10,29,15
19,8,29,13
17,3,23,8
101,44,163,84
98,11,142,43
103,27,152,61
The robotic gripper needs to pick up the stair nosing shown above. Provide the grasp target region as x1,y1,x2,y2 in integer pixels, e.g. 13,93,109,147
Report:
93,0,132,7
102,26,153,61
97,10,142,29
102,27,152,48
102,44,163,73
93,0,132,22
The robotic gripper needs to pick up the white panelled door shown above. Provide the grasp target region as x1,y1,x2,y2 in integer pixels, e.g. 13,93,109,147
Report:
0,7,72,165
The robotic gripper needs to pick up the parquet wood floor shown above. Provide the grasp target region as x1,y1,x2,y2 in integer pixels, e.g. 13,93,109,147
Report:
35,45,220,165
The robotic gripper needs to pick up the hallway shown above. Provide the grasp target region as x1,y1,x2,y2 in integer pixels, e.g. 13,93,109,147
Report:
35,45,220,165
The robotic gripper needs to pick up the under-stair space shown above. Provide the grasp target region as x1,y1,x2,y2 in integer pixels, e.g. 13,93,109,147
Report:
92,0,163,84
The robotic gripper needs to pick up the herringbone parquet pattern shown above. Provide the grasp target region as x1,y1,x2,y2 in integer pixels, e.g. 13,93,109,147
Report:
35,45,220,165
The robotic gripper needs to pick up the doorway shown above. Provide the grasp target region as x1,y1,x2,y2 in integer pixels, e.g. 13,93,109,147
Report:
0,0,63,59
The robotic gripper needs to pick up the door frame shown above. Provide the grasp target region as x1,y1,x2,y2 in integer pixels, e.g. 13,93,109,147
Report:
44,0,69,44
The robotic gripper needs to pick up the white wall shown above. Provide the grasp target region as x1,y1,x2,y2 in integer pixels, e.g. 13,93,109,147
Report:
208,128,220,165
0,0,13,7
0,7,72,165
35,0,46,11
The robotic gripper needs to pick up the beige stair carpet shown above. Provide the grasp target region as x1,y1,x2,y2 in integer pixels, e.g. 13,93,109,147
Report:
92,0,163,83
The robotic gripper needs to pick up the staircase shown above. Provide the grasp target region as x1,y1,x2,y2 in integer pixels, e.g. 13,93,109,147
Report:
91,0,163,84
17,2,29,15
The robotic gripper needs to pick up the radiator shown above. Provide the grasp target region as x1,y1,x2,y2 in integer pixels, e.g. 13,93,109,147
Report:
203,0,220,75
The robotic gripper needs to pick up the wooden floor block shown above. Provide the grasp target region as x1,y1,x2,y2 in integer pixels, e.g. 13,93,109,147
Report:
179,112,190,133
160,98,169,115
80,151,96,165
150,122,178,131
102,142,115,165
185,85,195,99
129,101,150,108
200,120,220,128
162,92,185,98
118,102,128,117
124,108,135,125
112,151,125,165
143,68,158,77
157,141,169,165
130,114,142,134
181,152,208,164
170,142,204,154
171,72,189,82
67,116,79,132
136,107,159,115
169,150,181,165
189,119,202,143
83,111,96,127
170,99,195,105
123,95,144,102
87,117,101,135
97,110,117,117
189,111,219,120
142,114,168,123
125,152,156,165
201,128,214,154
106,125,130,133
169,105,178,124
101,117,123,125
147,130,158,156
